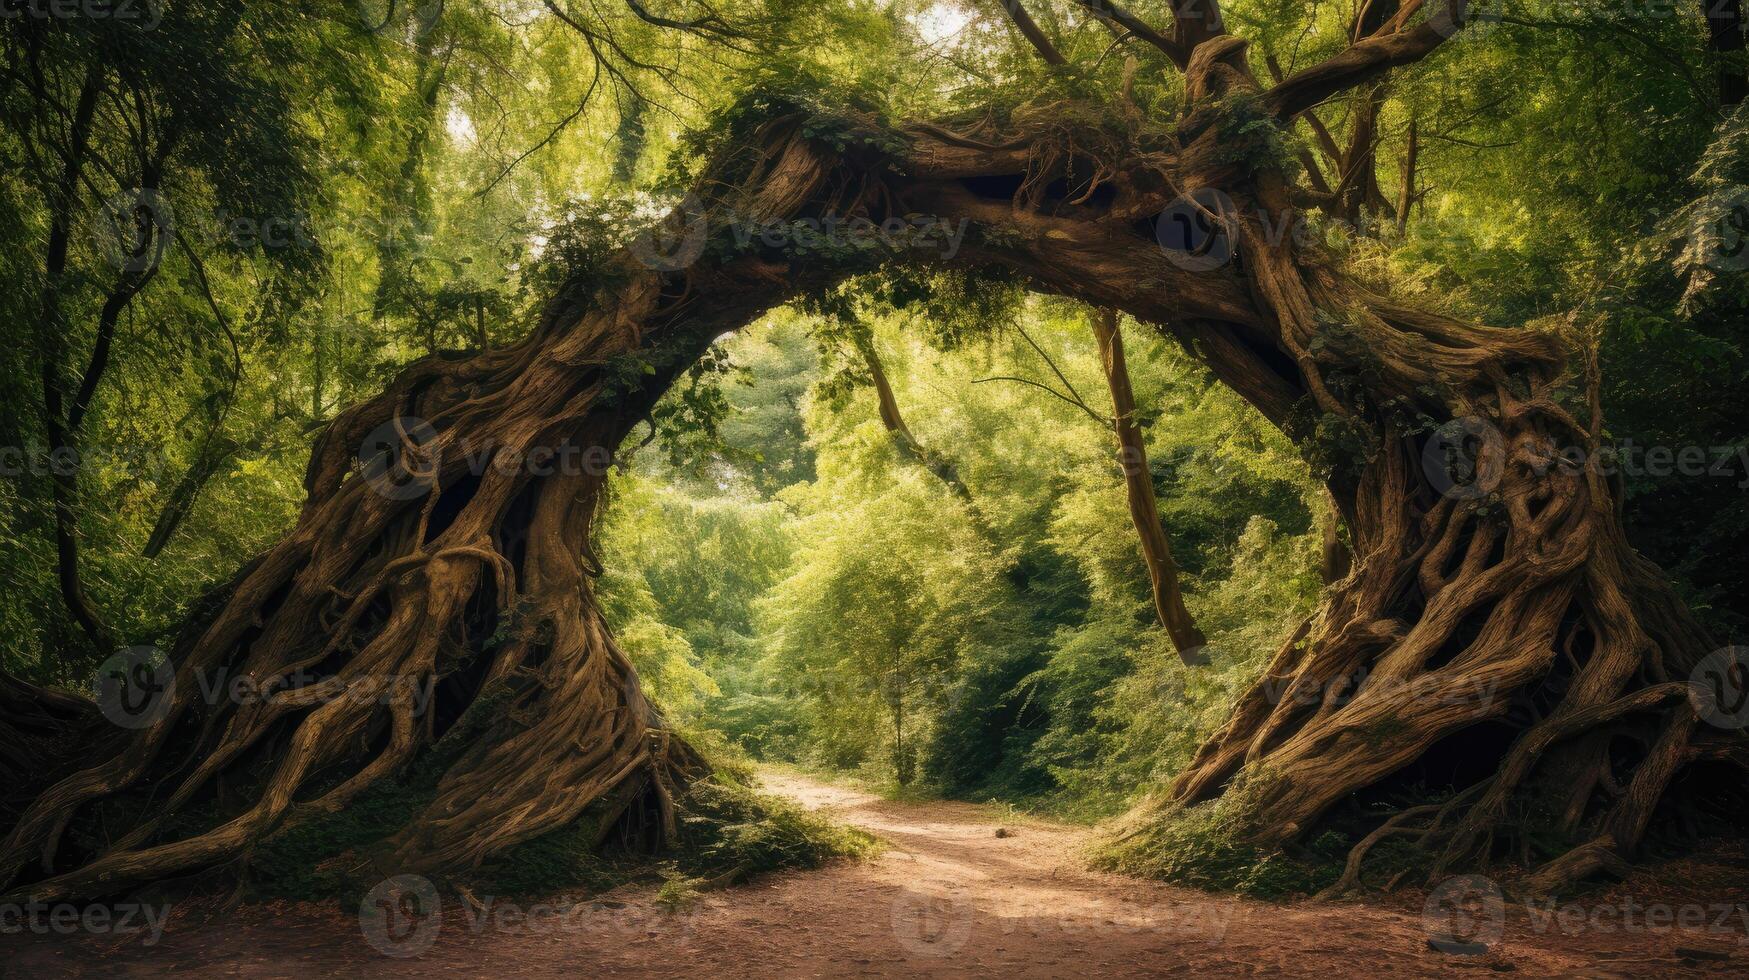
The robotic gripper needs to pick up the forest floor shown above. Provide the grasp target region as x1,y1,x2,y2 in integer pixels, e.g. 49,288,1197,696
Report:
4,769,1746,978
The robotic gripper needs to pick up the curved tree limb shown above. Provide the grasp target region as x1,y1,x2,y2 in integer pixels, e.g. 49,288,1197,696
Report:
1092,309,1208,665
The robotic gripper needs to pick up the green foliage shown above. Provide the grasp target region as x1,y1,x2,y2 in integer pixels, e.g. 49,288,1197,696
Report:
1287,405,1379,484
680,778,878,873
1091,789,1342,899
922,645,1052,799
246,780,444,901
758,460,1015,782
595,481,774,721
1031,517,1320,818
600,300,1321,815
462,775,879,901
240,768,872,903
1201,90,1300,177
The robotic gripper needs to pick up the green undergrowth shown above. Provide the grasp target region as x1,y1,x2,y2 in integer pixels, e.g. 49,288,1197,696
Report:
1090,780,1495,899
1091,793,1345,900
104,709,875,906
242,765,874,905
468,773,876,900
245,781,444,900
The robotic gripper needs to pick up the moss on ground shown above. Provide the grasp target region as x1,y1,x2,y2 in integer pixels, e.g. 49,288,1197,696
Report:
240,766,874,905
1090,793,1344,900
680,778,878,872
246,781,442,900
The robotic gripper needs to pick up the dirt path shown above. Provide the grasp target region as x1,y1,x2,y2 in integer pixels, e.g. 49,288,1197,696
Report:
4,771,1743,977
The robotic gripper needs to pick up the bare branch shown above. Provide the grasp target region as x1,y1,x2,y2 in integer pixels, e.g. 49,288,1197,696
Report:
622,0,752,42
1071,0,1187,68
993,0,1070,65
1265,53,1344,164
476,63,602,196
973,376,1111,427
993,0,1067,66
1263,2,1469,120
1013,321,1097,415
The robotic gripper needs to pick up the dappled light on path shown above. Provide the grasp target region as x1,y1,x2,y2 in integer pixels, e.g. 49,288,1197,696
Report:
9,770,1740,977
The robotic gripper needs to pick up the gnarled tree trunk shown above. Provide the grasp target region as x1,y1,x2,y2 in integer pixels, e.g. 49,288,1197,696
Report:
0,129,839,901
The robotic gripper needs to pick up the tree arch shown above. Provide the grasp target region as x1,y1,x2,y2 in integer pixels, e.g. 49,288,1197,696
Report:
5,0,1744,906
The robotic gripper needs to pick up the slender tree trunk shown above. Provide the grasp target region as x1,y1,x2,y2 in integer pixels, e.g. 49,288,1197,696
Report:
1335,83,1389,226
1395,116,1420,238
142,436,238,559
889,676,911,786
1335,0,1399,225
853,331,977,507
1706,0,1747,107
311,319,327,419
32,60,182,652
1091,309,1209,665
996,0,1068,66
611,89,649,186
34,65,110,653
